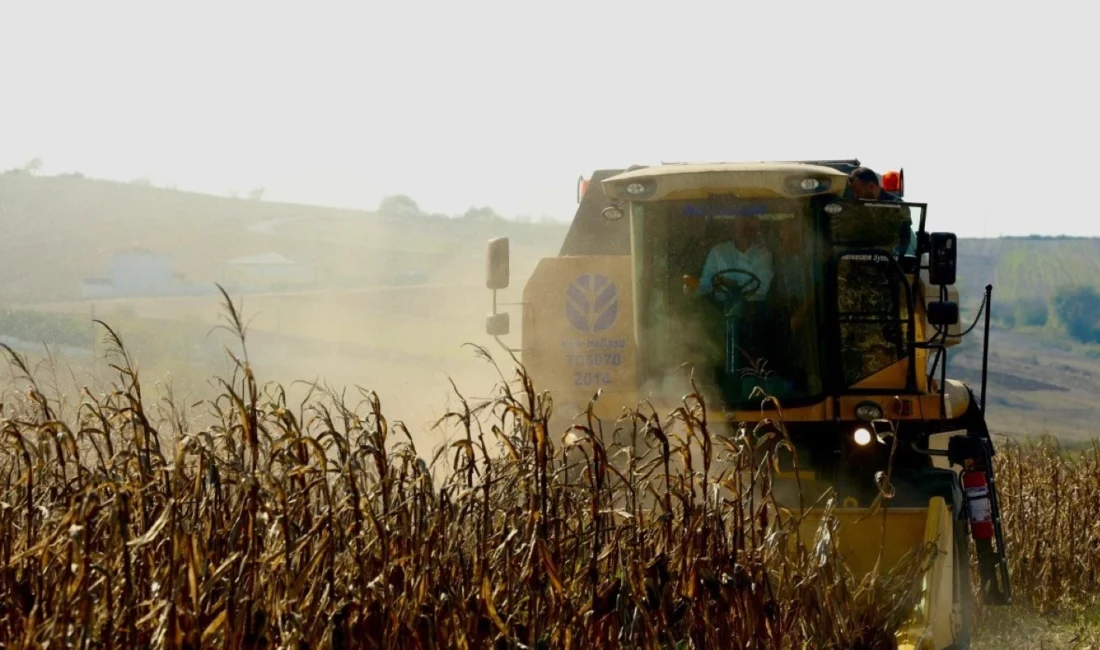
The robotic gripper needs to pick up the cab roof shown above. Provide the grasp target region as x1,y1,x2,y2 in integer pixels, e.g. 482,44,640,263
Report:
559,159,866,257
605,161,849,181
602,161,850,202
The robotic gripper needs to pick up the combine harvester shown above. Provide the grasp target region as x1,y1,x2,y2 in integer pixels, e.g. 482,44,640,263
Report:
482,160,1010,649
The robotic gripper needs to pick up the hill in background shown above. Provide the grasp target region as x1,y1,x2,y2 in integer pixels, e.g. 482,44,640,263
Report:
0,171,567,304
2,170,1099,441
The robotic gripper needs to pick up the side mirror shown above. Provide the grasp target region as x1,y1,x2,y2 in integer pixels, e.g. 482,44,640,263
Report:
486,312,510,337
486,237,510,290
927,300,959,326
928,232,957,285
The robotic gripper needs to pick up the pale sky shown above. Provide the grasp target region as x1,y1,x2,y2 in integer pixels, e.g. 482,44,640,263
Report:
2,0,1097,237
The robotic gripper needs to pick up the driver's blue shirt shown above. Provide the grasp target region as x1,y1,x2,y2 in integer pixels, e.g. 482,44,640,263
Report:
696,235,773,301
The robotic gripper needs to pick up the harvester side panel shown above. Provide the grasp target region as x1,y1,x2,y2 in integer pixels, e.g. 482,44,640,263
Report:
521,255,638,425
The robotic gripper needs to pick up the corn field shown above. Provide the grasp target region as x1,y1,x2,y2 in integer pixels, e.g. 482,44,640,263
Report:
0,297,1096,648
992,437,1100,614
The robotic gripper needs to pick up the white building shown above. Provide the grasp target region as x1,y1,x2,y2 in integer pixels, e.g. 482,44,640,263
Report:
80,249,176,298
109,250,175,294
81,277,113,299
220,252,318,291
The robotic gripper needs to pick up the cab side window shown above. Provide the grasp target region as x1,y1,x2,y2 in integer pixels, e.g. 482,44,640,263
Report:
836,254,909,385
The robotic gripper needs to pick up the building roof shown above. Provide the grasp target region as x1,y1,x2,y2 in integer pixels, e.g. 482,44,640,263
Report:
113,247,163,256
223,252,299,266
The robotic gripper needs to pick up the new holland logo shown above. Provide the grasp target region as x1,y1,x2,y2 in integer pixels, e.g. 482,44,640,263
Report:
566,274,618,332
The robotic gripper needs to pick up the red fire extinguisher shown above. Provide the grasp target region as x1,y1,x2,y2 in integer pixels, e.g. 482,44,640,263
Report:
962,463,994,541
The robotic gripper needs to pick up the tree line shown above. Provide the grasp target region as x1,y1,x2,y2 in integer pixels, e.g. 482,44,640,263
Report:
997,285,1100,344
4,160,557,223
376,194,558,224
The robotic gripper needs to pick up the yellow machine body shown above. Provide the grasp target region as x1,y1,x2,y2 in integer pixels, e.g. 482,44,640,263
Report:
485,160,1003,649
518,162,965,426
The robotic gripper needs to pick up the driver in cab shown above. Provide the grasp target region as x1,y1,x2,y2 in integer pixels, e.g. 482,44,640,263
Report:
689,214,774,304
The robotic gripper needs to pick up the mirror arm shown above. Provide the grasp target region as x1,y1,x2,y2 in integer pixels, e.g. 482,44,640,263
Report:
489,290,528,312
493,335,521,354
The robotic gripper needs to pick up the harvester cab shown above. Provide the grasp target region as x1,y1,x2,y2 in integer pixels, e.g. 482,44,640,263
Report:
483,160,1010,648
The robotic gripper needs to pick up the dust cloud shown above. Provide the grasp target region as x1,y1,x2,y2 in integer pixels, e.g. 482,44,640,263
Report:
0,171,560,469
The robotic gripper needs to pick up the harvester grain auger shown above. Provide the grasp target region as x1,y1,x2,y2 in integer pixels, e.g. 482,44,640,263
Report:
483,160,1010,648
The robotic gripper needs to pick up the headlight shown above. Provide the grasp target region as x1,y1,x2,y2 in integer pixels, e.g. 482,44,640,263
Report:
785,175,831,194
610,178,656,199
855,401,883,422
853,427,872,446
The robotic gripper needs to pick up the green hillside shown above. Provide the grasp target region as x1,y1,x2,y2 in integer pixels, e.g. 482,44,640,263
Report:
957,237,1100,303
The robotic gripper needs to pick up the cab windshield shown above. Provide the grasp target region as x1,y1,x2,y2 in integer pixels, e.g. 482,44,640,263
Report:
630,196,825,407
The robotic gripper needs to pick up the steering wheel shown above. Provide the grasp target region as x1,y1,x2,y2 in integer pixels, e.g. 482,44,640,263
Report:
710,268,763,304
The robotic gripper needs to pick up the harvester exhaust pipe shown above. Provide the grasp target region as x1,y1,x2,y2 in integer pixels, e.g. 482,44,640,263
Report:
980,284,993,413
973,283,1011,604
